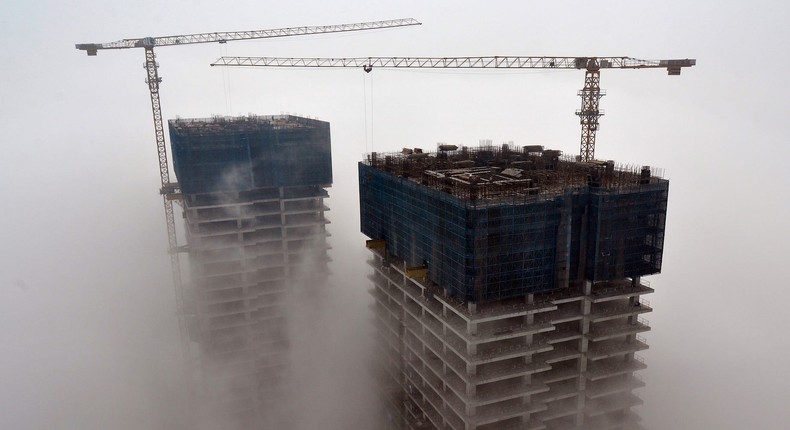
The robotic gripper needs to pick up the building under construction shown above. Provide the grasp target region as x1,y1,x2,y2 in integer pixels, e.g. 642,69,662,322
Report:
169,115,332,429
362,144,666,430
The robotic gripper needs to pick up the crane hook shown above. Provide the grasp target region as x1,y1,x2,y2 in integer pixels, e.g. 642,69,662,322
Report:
363,64,373,73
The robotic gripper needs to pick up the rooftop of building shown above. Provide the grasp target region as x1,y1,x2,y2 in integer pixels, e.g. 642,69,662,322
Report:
168,114,327,135
362,143,664,202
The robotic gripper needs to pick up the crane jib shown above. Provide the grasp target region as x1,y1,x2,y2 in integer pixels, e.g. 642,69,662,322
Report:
208,55,696,163
211,56,696,74
74,18,422,55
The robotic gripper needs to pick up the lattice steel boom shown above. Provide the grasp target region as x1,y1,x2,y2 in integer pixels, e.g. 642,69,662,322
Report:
211,55,695,161
75,18,422,352
75,18,421,55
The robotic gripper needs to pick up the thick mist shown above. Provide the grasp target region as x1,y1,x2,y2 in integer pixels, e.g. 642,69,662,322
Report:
3,1,790,429
0,172,191,429
281,160,381,429
175,160,379,430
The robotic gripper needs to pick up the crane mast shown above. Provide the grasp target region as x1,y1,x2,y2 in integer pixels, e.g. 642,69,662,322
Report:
75,19,422,353
578,59,604,163
211,55,695,162
142,45,184,341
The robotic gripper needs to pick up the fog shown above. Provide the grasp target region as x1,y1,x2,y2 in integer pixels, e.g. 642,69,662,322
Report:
2,0,789,429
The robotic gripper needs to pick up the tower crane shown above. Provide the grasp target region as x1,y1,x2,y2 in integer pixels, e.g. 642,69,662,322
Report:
210,55,695,162
74,19,421,349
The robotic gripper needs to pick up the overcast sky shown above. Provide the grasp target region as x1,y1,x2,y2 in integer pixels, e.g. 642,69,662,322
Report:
1,1,789,429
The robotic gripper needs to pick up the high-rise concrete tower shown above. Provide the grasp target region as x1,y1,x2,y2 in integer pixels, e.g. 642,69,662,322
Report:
169,115,332,429
361,145,666,430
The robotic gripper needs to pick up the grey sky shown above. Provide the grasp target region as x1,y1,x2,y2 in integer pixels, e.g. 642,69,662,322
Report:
1,0,788,429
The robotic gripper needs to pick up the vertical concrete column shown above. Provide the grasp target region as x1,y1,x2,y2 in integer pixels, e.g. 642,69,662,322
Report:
468,321,478,336
523,316,534,377
465,356,477,423
580,283,593,377
278,187,292,286
523,294,535,389
521,409,530,425
280,189,288,243
524,293,535,324
234,202,242,231
576,280,593,428
628,276,643,341
626,291,640,351
317,194,325,222
524,293,535,374
466,380,476,397
465,402,476,419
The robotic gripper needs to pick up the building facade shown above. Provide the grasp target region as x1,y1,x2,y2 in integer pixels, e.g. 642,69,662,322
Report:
169,115,332,429
361,145,666,430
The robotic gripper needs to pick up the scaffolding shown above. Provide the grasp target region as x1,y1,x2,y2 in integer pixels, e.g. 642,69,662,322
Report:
169,115,332,194
359,145,668,303
169,114,333,429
